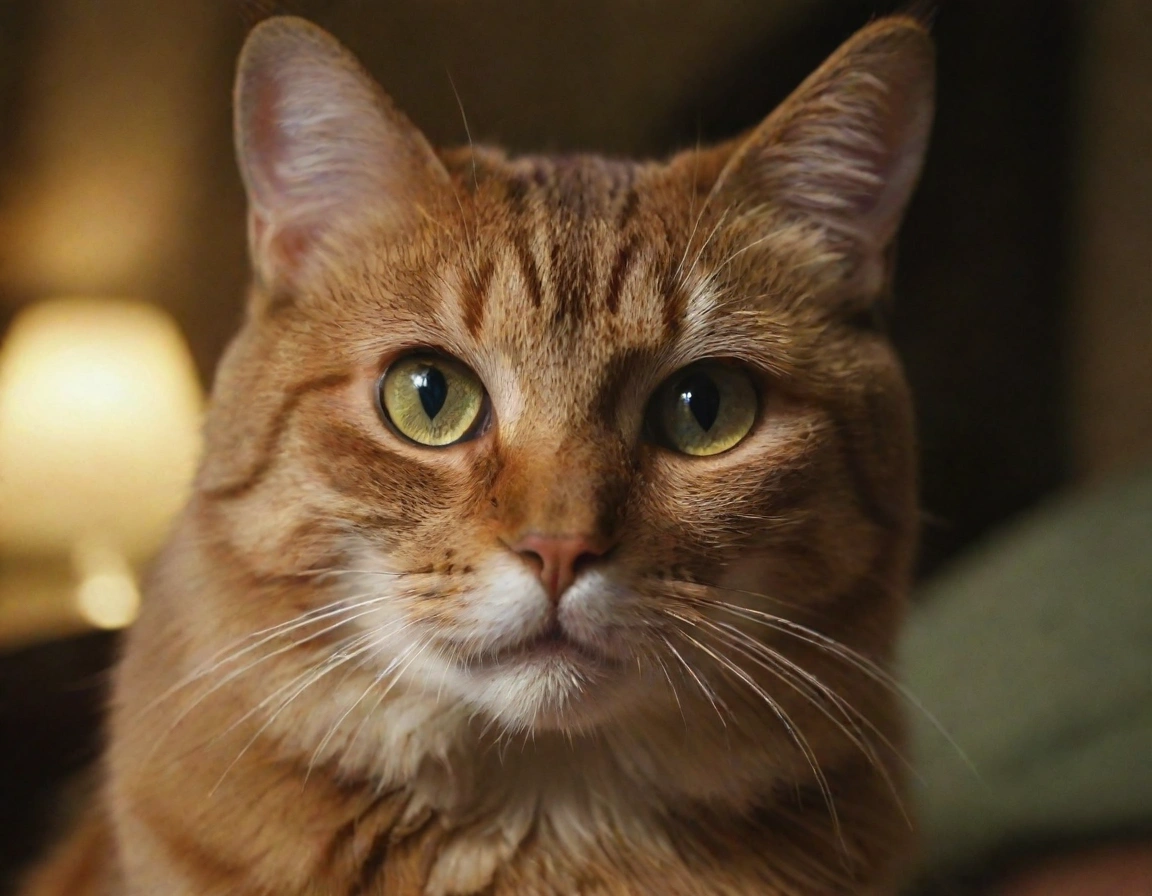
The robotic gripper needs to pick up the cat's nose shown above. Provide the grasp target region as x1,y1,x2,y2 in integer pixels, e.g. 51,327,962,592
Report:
510,533,613,604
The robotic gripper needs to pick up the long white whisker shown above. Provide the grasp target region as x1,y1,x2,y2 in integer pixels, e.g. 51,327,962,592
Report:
678,206,734,296
649,648,687,730
673,625,844,849
343,637,438,758
136,588,398,720
142,598,397,758
659,633,729,729
303,624,420,779
687,594,978,779
687,615,911,826
207,632,384,796
195,628,379,755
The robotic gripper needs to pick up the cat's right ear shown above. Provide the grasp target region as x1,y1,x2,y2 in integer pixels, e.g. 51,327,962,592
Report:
234,17,449,294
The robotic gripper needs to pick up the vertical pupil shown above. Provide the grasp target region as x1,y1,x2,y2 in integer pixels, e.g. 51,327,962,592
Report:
413,366,448,419
679,372,720,431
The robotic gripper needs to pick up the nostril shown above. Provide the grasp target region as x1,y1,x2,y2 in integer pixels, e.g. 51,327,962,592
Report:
572,549,604,576
508,533,615,602
517,547,545,575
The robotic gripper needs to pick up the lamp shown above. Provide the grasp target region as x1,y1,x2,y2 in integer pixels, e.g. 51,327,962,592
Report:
0,298,202,640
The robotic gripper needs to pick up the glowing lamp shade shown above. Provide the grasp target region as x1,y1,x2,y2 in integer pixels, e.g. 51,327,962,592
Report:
0,298,203,563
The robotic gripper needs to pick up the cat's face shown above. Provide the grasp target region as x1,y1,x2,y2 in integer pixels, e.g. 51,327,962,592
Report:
196,17,932,738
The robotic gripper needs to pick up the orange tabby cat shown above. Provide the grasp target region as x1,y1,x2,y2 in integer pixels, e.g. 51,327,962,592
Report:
21,13,933,896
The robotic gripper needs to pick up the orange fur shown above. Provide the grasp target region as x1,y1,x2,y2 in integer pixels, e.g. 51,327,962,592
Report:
21,14,934,895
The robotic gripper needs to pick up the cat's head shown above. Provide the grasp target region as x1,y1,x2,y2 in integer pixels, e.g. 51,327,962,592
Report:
194,16,932,738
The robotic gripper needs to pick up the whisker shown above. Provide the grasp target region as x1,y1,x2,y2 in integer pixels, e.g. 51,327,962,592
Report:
342,636,438,758
185,628,379,758
135,587,401,720
672,585,979,779
141,595,396,750
671,624,844,849
669,137,707,292
683,614,912,826
442,74,483,293
649,649,687,729
659,633,730,729
447,70,479,196
678,206,734,298
666,577,809,612
282,566,412,580
207,630,390,795
303,624,418,781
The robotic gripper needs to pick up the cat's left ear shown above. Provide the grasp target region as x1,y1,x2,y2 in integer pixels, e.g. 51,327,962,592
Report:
715,16,934,296
234,16,449,294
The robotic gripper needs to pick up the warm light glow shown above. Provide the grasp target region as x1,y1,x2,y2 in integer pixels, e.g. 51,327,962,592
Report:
72,540,140,630
0,298,203,561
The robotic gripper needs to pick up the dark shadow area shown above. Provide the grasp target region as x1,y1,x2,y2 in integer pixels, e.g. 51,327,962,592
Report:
0,633,116,893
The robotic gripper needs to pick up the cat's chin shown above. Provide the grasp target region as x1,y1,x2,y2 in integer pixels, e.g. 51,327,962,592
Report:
456,620,620,672
453,650,641,735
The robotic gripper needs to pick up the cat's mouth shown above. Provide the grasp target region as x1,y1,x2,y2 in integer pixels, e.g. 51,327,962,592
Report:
457,621,617,671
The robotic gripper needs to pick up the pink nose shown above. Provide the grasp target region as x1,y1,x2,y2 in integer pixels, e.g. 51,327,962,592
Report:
510,534,612,604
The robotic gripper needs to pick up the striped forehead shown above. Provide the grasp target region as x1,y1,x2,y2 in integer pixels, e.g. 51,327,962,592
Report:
394,153,728,430
451,155,695,350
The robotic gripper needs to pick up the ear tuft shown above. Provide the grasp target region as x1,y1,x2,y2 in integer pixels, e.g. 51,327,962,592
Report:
717,16,935,292
235,16,447,291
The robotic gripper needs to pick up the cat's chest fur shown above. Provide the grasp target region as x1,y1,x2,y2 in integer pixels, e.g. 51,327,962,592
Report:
196,668,793,895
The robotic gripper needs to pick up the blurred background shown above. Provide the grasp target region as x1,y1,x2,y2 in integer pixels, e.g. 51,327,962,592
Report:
0,0,1148,892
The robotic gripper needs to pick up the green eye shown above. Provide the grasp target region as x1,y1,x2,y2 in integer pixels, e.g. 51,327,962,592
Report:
378,354,487,446
652,363,758,456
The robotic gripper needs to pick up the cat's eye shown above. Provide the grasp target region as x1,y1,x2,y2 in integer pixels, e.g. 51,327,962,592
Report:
378,354,487,447
649,362,758,457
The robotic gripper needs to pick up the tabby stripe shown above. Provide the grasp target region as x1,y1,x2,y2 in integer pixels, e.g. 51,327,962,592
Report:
204,373,351,500
263,288,296,317
322,819,357,878
512,229,544,308
350,829,391,896
615,182,639,229
461,257,495,336
550,235,590,326
320,790,394,881
548,156,587,218
144,805,247,887
344,509,407,530
318,423,439,502
661,273,687,338
197,515,353,589
827,410,900,532
604,236,638,315
504,172,533,210
658,214,690,336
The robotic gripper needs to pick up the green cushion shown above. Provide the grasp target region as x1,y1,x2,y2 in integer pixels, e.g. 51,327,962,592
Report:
902,466,1152,873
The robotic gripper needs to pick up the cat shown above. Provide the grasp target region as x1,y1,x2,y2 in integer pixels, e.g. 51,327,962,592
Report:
21,12,933,896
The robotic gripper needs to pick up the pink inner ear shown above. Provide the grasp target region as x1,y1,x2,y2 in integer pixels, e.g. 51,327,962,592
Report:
250,211,315,283
773,67,930,235
719,22,933,260
242,68,289,206
234,17,455,292
241,68,325,284
863,66,934,235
